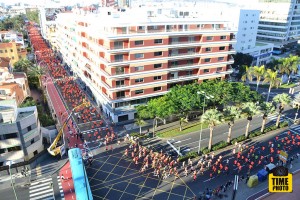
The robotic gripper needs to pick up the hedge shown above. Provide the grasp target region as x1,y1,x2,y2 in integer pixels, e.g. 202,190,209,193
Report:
130,132,149,139
179,151,198,162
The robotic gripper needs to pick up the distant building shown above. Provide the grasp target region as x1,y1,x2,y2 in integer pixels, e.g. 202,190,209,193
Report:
0,100,44,166
101,0,116,7
256,0,300,53
0,30,25,48
8,5,26,16
0,42,27,65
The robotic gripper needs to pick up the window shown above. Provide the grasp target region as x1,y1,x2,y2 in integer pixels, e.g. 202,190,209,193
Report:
3,133,18,139
154,63,162,68
135,89,144,94
10,49,13,52
27,126,32,132
12,56,14,60
135,40,143,45
0,148,5,154
4,50,7,53
171,61,178,66
220,36,227,40
218,57,224,61
154,76,162,80
217,67,223,71
115,54,123,61
154,51,163,56
187,48,195,53
204,58,211,62
154,39,163,44
219,46,225,50
206,36,213,40
205,47,212,52
0,50,3,53
135,66,144,71
188,36,195,42
187,59,194,65
138,26,144,30
154,87,162,91
186,70,193,76
116,80,125,87
204,69,210,73
7,146,21,152
31,138,34,145
135,78,144,83
171,37,179,43
116,91,125,98
135,53,144,59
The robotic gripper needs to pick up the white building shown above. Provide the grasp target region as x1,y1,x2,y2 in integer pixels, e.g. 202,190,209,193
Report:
256,0,300,53
0,31,25,48
235,9,273,66
0,100,44,166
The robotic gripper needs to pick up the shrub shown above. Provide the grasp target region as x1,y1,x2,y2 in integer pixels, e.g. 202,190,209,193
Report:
231,135,246,145
212,141,228,151
130,132,149,139
201,147,210,155
179,151,198,162
279,121,288,128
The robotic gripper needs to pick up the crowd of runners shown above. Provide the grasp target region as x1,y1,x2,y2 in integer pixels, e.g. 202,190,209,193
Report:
27,22,116,152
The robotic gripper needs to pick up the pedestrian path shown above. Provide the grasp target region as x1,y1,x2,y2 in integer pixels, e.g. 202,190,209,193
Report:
57,175,65,200
268,114,283,122
31,162,59,180
29,177,54,200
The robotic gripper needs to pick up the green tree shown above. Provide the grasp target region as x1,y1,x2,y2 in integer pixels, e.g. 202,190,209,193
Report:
223,106,241,143
273,93,292,127
19,97,36,107
26,10,40,24
201,109,223,150
260,102,276,133
241,65,253,84
251,65,266,91
232,52,253,69
277,55,299,84
13,59,33,74
242,102,260,138
263,69,282,102
135,118,147,135
27,65,45,88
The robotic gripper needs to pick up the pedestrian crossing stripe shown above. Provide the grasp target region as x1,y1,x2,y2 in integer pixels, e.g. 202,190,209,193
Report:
29,177,54,200
57,176,65,199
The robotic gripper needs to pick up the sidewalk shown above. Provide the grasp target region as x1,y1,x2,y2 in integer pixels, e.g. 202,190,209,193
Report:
59,162,75,200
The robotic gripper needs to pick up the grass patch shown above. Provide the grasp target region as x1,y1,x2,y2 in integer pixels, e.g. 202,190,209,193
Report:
156,121,209,138
279,83,296,88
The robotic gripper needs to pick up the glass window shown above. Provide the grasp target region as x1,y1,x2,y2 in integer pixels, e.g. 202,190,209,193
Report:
116,80,125,87
135,89,144,94
204,58,211,62
3,133,18,139
154,76,162,80
217,67,223,71
220,36,227,40
7,146,21,152
218,57,224,61
134,40,143,45
154,39,163,44
0,50,3,53
154,87,162,91
205,47,212,52
187,59,194,65
154,51,163,56
135,78,144,83
154,63,162,68
135,53,144,59
204,69,210,73
171,61,178,66
219,46,225,50
135,66,144,71
12,56,14,60
27,126,32,132
206,36,213,40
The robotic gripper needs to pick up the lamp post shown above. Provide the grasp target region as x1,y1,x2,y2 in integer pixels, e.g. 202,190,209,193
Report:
7,161,18,200
294,105,299,122
197,91,214,155
152,117,164,138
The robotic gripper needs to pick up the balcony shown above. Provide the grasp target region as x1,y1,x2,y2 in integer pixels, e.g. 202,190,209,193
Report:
114,45,124,49
169,51,197,57
169,63,195,68
169,40,197,45
169,74,194,80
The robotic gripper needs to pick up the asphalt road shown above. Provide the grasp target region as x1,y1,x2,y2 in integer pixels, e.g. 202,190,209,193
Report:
0,185,29,200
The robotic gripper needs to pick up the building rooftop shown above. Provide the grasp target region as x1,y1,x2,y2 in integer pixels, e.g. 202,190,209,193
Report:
12,72,26,79
17,110,34,120
0,57,11,68
0,82,18,90
0,42,13,48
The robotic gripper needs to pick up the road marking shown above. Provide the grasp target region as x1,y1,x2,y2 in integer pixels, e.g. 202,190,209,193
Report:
174,138,192,144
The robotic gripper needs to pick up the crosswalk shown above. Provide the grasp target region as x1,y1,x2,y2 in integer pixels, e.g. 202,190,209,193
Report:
268,114,284,122
291,124,300,133
31,163,59,180
29,177,54,200
57,176,65,200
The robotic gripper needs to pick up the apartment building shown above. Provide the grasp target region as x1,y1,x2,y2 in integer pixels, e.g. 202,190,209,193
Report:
0,42,27,65
0,31,25,48
56,7,236,123
0,100,43,166
256,0,300,52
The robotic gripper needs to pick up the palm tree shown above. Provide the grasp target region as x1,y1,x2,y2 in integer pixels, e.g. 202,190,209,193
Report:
273,93,292,127
201,109,223,150
27,65,45,88
241,65,253,84
251,65,266,91
135,118,147,135
277,55,297,85
242,102,260,138
263,69,282,102
260,102,276,133
224,106,241,143
289,55,299,81
179,117,188,132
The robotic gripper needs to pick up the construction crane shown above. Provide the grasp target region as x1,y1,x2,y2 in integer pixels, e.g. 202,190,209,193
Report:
47,99,90,156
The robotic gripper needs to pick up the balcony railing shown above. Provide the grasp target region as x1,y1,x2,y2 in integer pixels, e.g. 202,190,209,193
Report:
169,51,197,57
169,63,196,68
169,40,197,45
114,45,124,49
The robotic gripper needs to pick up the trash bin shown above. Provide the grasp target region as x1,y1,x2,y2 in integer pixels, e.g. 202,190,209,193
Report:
247,175,259,188
257,169,268,182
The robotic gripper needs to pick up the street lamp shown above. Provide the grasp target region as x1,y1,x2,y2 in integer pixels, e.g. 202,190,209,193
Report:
294,105,299,122
197,91,214,155
7,161,18,200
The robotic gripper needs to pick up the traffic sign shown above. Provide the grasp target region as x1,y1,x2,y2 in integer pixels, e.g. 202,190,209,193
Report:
60,144,66,156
